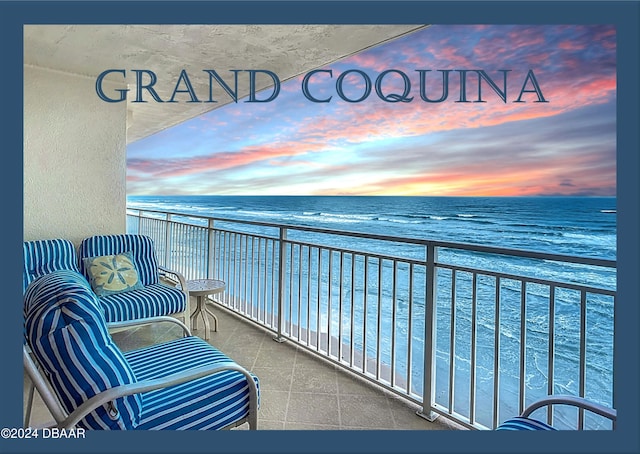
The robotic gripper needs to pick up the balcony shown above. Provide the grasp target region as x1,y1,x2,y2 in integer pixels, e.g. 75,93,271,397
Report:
120,206,615,431
26,206,615,431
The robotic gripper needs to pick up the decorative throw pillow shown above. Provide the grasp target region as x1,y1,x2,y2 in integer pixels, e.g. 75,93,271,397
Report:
84,251,144,297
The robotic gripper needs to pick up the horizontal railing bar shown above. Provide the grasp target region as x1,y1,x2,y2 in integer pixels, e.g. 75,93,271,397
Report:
436,263,617,296
127,208,616,269
282,238,428,266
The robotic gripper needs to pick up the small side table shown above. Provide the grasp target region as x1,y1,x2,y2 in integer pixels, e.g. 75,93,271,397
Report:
186,279,226,340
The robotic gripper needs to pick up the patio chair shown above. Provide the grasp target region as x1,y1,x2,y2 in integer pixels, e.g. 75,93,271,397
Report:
24,236,189,326
23,238,80,292
23,269,259,430
23,238,82,426
77,234,189,327
22,236,190,426
496,395,616,430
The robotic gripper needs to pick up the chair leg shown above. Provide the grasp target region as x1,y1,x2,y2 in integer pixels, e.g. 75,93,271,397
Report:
24,376,35,428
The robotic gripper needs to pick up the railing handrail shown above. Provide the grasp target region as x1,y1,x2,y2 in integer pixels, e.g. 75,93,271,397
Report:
126,206,616,270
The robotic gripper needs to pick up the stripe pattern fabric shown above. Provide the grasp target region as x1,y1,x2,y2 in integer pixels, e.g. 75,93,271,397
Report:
496,416,557,430
23,239,80,292
24,270,143,429
78,234,186,322
124,336,260,430
99,283,187,323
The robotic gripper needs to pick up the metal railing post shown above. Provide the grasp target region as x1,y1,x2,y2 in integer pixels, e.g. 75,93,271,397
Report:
418,242,438,422
164,213,173,269
274,226,287,343
207,218,215,279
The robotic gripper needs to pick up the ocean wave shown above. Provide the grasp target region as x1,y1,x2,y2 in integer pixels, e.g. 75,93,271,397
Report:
315,215,363,224
127,201,164,209
375,217,422,224
237,209,286,218
399,213,451,222
319,212,375,221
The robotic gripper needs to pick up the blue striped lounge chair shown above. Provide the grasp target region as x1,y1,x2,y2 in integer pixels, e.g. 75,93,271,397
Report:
23,238,80,293
23,270,259,430
496,396,616,430
23,238,82,426
77,234,189,326
23,236,189,326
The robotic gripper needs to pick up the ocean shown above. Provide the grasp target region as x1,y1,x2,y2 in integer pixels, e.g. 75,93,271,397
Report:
127,195,616,428
127,195,616,259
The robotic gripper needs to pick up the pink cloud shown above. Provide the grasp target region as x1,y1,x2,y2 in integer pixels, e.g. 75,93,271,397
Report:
128,141,329,178
558,40,586,51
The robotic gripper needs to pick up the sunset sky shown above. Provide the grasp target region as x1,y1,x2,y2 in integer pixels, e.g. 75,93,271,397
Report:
126,24,616,197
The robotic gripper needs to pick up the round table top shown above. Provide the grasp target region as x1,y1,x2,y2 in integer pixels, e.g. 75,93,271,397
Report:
185,279,226,296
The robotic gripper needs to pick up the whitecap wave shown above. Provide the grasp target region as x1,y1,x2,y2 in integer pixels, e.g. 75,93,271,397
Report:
376,217,421,224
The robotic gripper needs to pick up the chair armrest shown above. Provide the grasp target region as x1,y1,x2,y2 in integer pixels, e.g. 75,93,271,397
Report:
58,361,259,429
158,266,191,321
522,395,616,422
158,266,188,295
106,316,192,337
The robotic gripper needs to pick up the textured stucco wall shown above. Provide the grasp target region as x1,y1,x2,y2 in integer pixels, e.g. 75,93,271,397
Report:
23,65,127,247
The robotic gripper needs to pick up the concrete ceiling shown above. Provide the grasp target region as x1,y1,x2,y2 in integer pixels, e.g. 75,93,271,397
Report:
24,24,427,144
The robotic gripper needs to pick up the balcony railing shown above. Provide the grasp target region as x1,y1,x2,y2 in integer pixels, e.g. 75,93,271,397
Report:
127,207,616,430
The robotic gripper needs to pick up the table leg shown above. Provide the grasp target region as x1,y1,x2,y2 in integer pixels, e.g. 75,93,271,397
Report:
198,296,212,340
189,293,220,340
190,296,202,330
203,304,219,332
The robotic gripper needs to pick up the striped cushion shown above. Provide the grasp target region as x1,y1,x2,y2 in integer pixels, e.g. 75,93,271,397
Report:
124,336,260,430
98,283,187,323
23,239,79,293
496,416,557,430
79,235,160,287
24,270,143,430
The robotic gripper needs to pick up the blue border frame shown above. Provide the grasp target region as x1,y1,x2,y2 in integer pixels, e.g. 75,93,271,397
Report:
1,2,637,453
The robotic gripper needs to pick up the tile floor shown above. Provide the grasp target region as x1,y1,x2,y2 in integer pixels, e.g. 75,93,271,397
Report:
24,299,461,431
